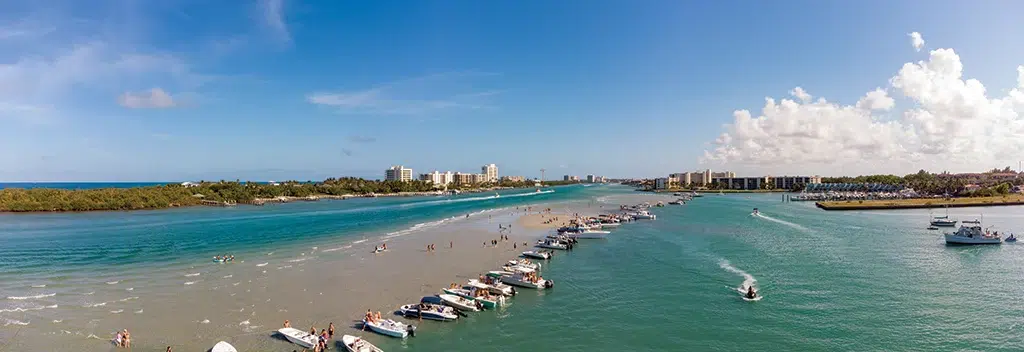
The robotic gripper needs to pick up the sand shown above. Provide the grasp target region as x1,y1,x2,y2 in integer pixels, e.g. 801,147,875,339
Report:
21,207,571,351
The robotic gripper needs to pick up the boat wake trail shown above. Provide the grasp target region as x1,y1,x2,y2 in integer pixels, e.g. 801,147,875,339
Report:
719,259,757,293
755,213,808,232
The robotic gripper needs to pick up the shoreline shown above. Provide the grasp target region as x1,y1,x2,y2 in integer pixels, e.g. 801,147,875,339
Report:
815,194,1024,210
0,186,556,214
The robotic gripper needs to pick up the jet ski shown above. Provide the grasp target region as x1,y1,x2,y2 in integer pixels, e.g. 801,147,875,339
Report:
1007,234,1017,243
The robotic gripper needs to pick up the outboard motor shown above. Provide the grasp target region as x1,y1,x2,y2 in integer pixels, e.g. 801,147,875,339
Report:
510,287,517,296
407,324,416,337
544,280,554,289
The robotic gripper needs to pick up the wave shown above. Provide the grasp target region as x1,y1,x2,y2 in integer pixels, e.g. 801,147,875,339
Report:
719,259,757,292
106,281,119,285
184,273,200,277
0,304,58,313
223,275,233,279
277,265,292,269
83,291,95,295
118,297,138,302
125,287,133,291
256,262,268,267
31,284,47,288
110,309,123,314
184,281,197,285
239,320,250,325
53,320,63,323
4,319,29,326
134,309,143,314
400,190,554,209
200,319,210,324
755,213,808,231
287,256,314,263
321,245,352,253
381,207,509,240
7,293,56,300
83,302,107,308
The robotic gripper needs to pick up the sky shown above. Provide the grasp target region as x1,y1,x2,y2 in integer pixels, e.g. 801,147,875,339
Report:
3,1,1024,181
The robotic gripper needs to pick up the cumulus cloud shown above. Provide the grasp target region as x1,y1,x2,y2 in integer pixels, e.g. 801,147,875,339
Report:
118,88,177,108
703,33,1024,174
909,32,925,52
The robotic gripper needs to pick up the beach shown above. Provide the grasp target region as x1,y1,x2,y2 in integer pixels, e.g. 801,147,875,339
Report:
0,187,616,351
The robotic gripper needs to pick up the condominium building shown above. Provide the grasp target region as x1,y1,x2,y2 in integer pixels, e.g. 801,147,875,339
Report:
472,173,489,184
481,164,499,183
419,170,454,185
564,175,571,181
453,172,475,185
502,176,525,182
385,165,413,182
586,175,595,183
670,169,734,187
709,175,822,190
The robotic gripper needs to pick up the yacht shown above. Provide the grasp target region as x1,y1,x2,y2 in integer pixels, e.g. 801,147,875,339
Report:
630,210,656,220
944,220,1002,245
931,216,958,227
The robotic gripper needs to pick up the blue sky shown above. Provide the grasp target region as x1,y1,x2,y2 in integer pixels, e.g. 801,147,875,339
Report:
3,1,1024,181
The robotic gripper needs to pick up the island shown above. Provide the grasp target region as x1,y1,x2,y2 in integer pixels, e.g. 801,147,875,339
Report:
815,194,1024,211
0,178,577,213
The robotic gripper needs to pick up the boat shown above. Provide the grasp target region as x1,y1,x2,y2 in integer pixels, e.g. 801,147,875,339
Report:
500,273,554,289
692,192,703,198
1007,234,1018,243
212,256,235,263
342,335,383,352
438,293,482,312
363,318,412,338
398,303,459,321
494,192,500,198
930,207,958,227
630,211,656,220
668,200,682,205
521,250,552,260
673,192,682,196
944,220,1001,245
502,264,537,274
507,259,541,271
467,279,516,296
752,208,759,216
278,327,317,348
927,226,939,230
443,288,505,309
536,240,568,250
595,222,621,228
211,341,238,352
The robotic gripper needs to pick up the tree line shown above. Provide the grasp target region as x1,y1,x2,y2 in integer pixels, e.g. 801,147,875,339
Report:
0,178,576,212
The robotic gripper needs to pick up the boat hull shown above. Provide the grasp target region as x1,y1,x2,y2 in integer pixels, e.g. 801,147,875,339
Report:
364,319,409,338
521,251,550,260
399,304,458,321
438,293,481,311
211,341,238,352
442,289,501,309
944,234,1002,245
278,328,317,349
342,335,383,352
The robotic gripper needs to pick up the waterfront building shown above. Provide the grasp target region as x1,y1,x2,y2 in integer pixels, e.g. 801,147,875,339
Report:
564,175,571,181
453,172,475,185
586,175,595,183
385,165,413,182
471,173,489,184
502,176,526,182
481,164,499,183
419,170,454,185
655,178,670,190
710,175,822,190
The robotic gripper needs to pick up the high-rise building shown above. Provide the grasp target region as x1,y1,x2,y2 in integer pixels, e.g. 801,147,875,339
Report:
481,164,498,183
439,171,454,185
472,173,489,184
385,165,413,182
586,175,595,183
419,170,453,185
453,172,475,185
563,175,571,181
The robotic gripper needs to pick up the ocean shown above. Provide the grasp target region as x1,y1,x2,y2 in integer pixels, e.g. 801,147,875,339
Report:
3,186,1024,351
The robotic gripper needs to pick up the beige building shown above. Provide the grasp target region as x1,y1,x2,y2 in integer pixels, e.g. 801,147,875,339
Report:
471,173,489,184
502,176,526,182
419,170,455,185
481,164,499,183
670,169,734,187
385,165,413,182
453,172,475,185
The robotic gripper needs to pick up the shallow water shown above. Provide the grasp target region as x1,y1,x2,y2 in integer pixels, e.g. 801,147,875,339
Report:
5,187,1024,351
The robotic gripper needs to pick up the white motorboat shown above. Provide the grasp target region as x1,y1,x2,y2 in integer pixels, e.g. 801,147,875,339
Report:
500,273,554,289
630,211,656,220
467,279,516,296
444,287,505,309
502,264,537,274
438,293,482,312
278,327,317,349
596,222,621,228
944,220,1001,245
536,240,567,250
398,303,459,321
568,229,608,239
521,250,552,260
211,341,238,352
342,335,383,352
507,259,541,271
363,319,412,338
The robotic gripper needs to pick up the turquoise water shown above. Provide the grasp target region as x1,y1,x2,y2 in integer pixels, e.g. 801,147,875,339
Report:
380,193,1024,351
5,187,1024,350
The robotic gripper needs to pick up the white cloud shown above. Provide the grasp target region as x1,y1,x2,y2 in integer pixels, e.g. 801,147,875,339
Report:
909,32,924,52
856,88,895,111
261,0,290,42
703,32,1024,174
118,88,177,108
790,87,812,103
307,72,499,115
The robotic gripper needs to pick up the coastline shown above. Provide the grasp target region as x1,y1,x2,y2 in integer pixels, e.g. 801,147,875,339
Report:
0,185,553,214
0,195,609,351
815,194,1024,210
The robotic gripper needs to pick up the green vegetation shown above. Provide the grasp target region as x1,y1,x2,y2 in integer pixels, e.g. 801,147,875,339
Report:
816,194,1024,210
822,169,1024,196
0,178,576,212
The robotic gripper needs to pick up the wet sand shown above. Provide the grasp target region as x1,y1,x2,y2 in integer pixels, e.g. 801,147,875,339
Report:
14,207,573,351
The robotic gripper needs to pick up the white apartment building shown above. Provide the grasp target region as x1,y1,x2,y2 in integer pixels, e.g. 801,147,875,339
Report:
481,164,498,183
385,165,413,182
